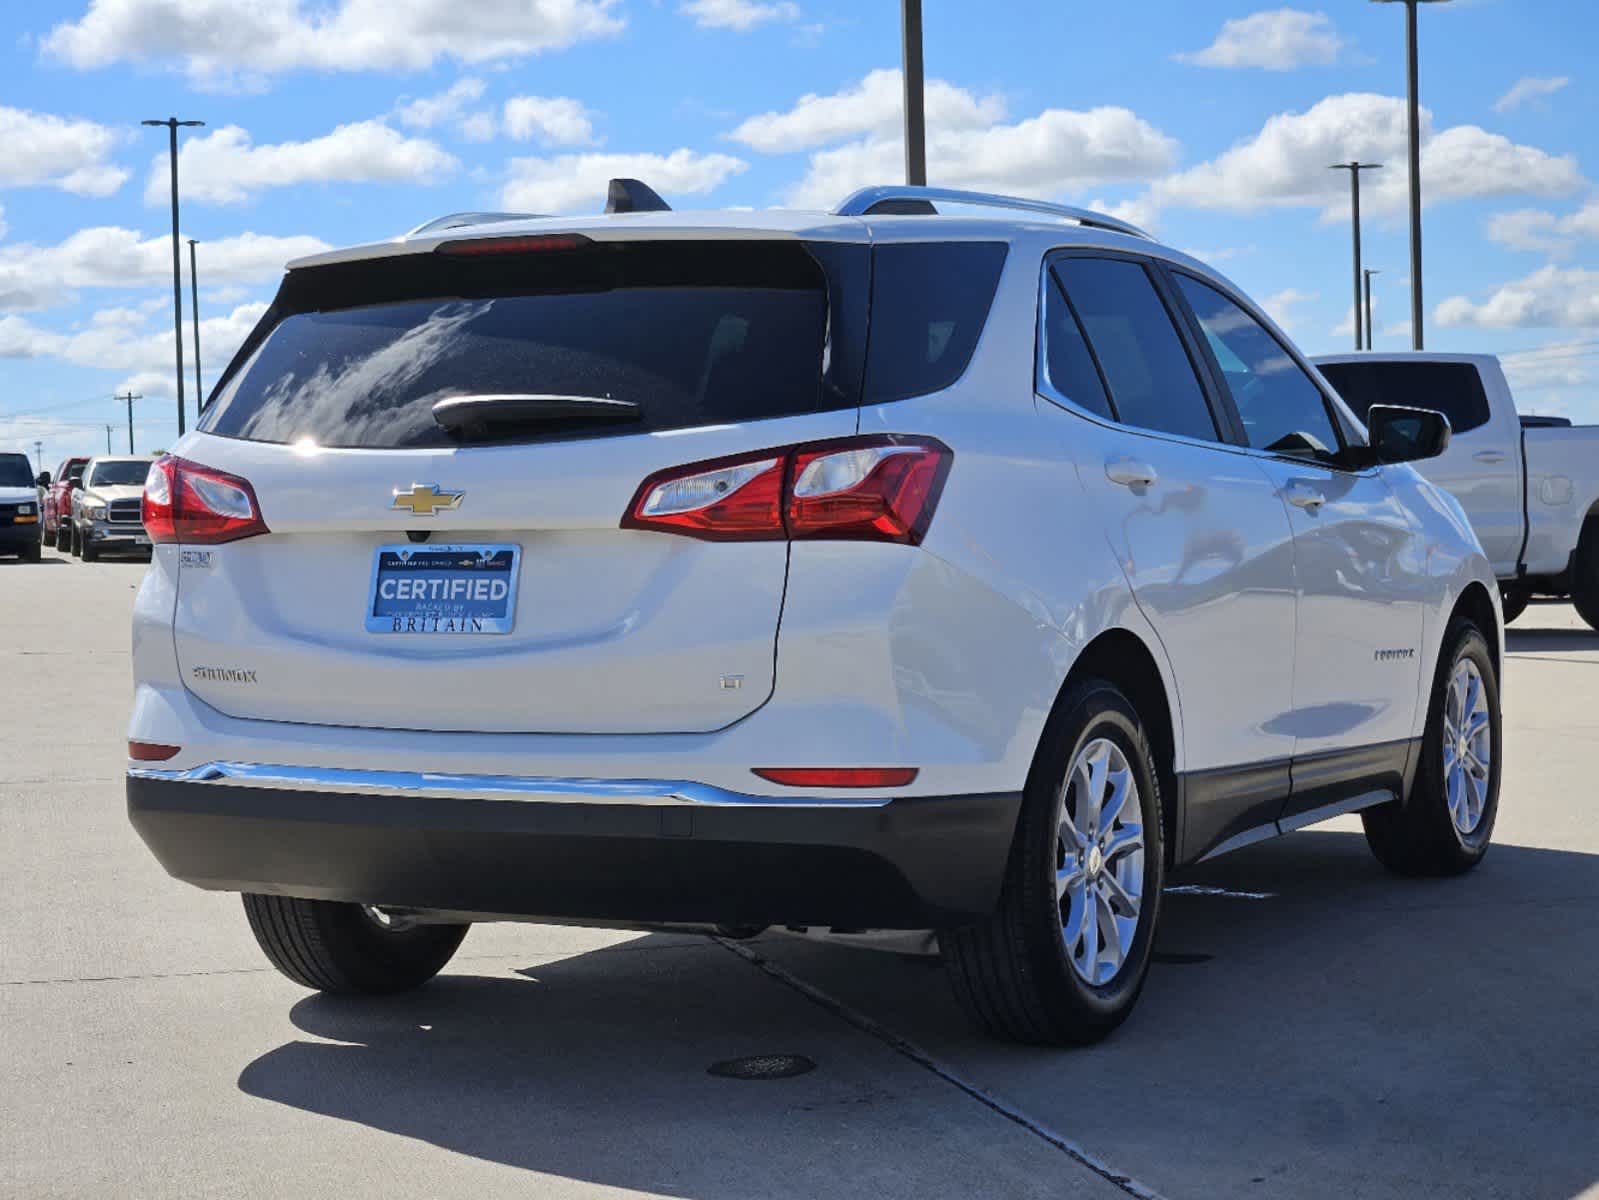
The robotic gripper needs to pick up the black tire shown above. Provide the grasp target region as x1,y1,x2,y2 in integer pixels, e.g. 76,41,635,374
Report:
1499,587,1529,626
1572,517,1599,633
242,894,469,995
80,529,99,562
69,523,82,557
1363,619,1500,876
22,538,41,562
941,680,1165,1045
54,522,70,552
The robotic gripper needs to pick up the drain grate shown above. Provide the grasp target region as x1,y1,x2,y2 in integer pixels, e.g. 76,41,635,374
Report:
707,1054,817,1081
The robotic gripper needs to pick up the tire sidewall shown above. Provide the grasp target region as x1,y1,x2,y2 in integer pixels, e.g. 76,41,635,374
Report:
1024,685,1164,1023
1421,622,1502,861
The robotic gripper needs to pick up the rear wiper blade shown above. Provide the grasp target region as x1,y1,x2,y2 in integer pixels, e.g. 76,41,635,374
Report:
431,393,641,436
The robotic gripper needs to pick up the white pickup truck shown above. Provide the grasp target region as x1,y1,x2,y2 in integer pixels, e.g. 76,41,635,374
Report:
1315,352,1599,628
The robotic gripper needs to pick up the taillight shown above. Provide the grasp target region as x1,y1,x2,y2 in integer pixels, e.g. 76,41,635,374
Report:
143,456,269,545
128,741,181,761
622,436,951,544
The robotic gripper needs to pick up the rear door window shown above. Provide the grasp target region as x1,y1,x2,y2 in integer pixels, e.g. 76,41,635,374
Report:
1174,274,1343,463
201,240,865,450
1037,270,1114,420
1315,361,1491,435
1052,257,1219,443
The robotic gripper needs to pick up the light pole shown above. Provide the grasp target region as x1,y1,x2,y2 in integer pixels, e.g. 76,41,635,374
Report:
1329,162,1382,352
188,239,203,410
1372,0,1450,350
33,441,43,474
1364,269,1381,350
105,424,115,454
116,392,142,454
901,0,926,185
142,117,205,437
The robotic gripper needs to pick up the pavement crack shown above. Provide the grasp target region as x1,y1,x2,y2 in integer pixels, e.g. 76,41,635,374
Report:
713,935,1169,1200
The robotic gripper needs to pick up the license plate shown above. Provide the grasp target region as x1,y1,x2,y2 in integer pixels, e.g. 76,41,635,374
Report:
366,543,520,635
133,535,150,545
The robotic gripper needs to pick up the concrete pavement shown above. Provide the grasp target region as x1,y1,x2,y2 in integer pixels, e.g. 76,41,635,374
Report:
3,549,1596,1199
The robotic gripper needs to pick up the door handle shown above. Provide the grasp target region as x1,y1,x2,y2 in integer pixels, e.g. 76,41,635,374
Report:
1284,483,1325,512
1473,450,1507,464
1105,458,1158,488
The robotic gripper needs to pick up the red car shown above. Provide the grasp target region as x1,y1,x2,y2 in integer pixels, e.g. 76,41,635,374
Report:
42,456,90,550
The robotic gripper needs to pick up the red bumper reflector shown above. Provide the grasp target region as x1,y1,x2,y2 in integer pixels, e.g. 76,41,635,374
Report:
752,767,919,789
128,741,181,762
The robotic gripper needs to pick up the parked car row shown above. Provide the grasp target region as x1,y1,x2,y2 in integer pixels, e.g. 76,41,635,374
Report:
24,454,156,562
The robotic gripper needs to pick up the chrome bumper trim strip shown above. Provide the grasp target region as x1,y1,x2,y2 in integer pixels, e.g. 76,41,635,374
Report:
125,761,894,808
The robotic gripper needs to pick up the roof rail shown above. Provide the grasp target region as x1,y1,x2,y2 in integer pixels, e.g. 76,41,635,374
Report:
404,211,548,238
833,186,1152,241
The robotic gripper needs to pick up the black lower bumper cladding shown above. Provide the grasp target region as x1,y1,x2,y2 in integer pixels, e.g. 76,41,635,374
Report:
127,776,1023,929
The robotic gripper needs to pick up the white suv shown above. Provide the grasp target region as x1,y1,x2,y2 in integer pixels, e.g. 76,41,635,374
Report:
127,183,1503,1044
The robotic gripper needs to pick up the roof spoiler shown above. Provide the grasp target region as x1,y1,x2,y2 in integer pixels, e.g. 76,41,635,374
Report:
605,178,672,214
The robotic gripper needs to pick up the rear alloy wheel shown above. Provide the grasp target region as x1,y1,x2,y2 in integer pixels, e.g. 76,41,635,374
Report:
1572,517,1599,633
941,680,1163,1044
243,894,469,995
1364,619,1500,876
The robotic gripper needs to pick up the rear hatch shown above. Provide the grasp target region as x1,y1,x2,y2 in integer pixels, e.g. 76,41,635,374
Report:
170,234,868,734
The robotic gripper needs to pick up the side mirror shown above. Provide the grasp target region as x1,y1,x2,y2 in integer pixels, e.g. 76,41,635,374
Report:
36,471,51,487
1366,404,1451,465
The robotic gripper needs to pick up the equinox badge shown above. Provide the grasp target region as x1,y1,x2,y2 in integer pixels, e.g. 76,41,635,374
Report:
391,483,464,516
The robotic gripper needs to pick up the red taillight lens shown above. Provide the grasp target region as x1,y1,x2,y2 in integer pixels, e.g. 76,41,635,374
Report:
622,436,951,545
128,741,181,761
143,456,269,545
752,767,919,788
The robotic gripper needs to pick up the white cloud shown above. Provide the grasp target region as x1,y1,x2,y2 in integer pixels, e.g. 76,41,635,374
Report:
1262,287,1317,334
680,0,800,32
1152,93,1584,219
1501,339,1599,391
0,301,270,379
786,106,1177,210
149,122,458,205
500,149,747,213
1435,266,1599,330
1176,8,1345,71
43,0,624,88
503,96,596,146
1494,76,1570,114
0,205,6,240
1487,200,1599,256
729,69,1004,154
0,228,328,313
0,105,128,196
395,78,486,130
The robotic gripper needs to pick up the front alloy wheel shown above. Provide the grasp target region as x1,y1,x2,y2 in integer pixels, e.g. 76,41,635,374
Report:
1364,617,1500,876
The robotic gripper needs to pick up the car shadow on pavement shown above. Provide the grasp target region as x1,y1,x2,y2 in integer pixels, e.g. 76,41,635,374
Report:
1506,626,1599,654
240,831,1599,1199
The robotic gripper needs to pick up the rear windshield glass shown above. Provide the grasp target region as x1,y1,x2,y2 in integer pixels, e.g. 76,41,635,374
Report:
201,240,865,450
1316,361,1491,435
0,455,32,487
863,242,1007,403
85,461,150,488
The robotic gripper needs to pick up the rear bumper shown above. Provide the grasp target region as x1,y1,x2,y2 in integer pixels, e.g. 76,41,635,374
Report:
126,770,1022,929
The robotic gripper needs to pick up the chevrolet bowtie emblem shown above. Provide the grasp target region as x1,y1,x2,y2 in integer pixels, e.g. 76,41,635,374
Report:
391,483,464,516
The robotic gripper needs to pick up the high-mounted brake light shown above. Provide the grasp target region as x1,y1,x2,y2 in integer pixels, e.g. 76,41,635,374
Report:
143,456,269,546
622,435,951,544
752,767,919,788
436,233,592,257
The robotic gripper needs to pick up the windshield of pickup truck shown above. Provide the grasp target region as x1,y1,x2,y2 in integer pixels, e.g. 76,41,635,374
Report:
0,454,34,487
84,460,151,488
1317,361,1491,436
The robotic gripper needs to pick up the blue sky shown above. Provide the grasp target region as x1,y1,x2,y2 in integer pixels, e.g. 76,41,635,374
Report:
3,0,1596,465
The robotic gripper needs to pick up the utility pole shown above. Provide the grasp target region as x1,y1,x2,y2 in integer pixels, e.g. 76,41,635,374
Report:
1372,0,1451,349
141,117,205,436
33,441,43,474
188,238,203,411
1329,162,1382,352
105,424,115,454
116,392,142,454
901,0,926,185
1364,269,1381,351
